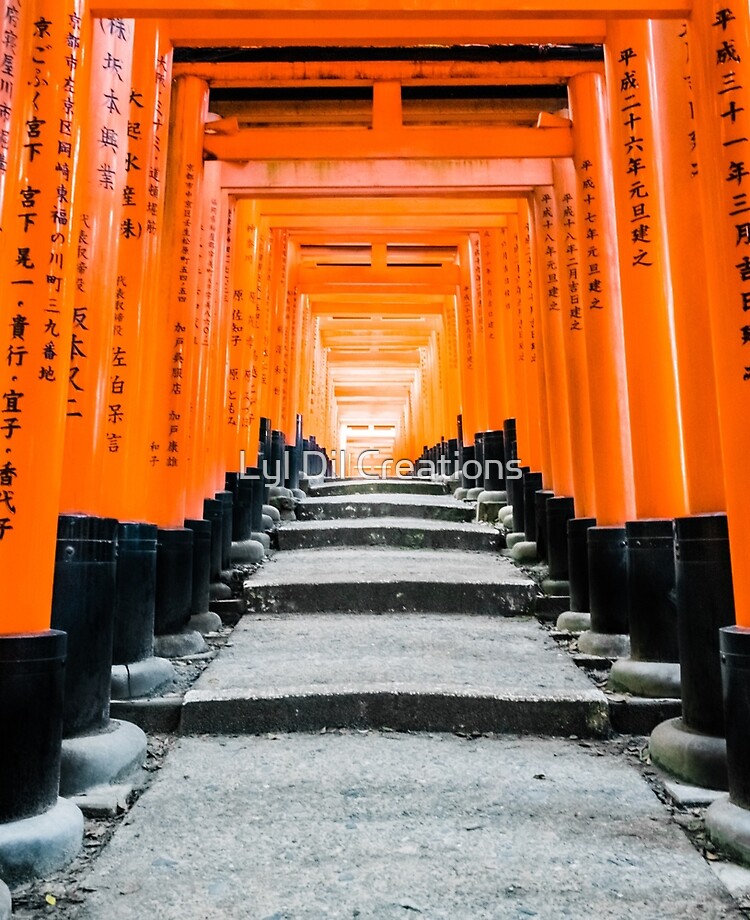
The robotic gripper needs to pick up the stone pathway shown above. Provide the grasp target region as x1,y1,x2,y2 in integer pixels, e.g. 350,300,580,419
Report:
36,480,749,918
66,734,741,920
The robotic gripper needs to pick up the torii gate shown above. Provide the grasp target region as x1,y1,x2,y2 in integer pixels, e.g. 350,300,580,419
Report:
4,0,750,884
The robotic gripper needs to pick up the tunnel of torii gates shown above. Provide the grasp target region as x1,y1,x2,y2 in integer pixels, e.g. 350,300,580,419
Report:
5,0,750,880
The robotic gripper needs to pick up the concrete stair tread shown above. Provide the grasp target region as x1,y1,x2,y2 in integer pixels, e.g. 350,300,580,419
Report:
247,547,529,586
276,517,498,552
188,614,603,700
298,493,475,523
181,614,608,736
280,516,490,534
67,732,738,920
308,478,447,497
303,493,465,506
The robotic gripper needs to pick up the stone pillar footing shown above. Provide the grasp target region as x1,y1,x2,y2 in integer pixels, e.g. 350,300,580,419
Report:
542,579,570,597
650,717,727,791
111,657,175,700
0,798,83,887
706,796,750,867
466,487,484,502
510,541,538,563
263,504,281,524
230,539,265,565
210,581,232,600
189,611,223,634
251,532,272,552
556,610,591,633
454,487,468,501
608,658,681,699
577,630,630,659
0,880,10,920
476,492,507,524
60,719,147,797
505,532,526,549
153,629,207,659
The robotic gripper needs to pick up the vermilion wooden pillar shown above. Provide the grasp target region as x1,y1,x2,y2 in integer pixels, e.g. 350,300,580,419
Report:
505,216,530,458
517,203,546,474
498,227,518,429
552,157,596,519
185,159,223,520
530,187,575,500
0,0,86,632
456,240,480,446
569,71,636,528
605,20,688,521
468,232,489,433
480,230,507,429
100,20,172,523
0,0,31,226
692,0,750,853
224,198,257,468
59,17,134,515
649,18,726,516
145,74,208,529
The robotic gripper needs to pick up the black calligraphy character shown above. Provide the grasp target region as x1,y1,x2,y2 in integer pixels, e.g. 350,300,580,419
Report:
728,161,750,184
717,40,742,65
107,18,128,40
103,89,120,114
714,8,737,31
0,462,17,487
107,404,123,424
10,313,28,340
6,344,26,366
33,16,51,38
1,389,23,413
0,417,20,439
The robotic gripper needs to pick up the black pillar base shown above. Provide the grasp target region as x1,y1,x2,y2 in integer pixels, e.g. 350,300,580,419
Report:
534,489,555,563
579,526,630,659
112,522,158,667
202,498,224,583
154,527,193,637
522,472,543,543
557,517,596,632
609,518,680,698
650,513,735,788
546,496,575,583
0,631,67,823
215,490,234,572
185,519,212,617
51,515,118,739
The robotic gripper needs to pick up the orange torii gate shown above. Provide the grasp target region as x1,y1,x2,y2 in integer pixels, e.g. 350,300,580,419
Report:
5,0,750,882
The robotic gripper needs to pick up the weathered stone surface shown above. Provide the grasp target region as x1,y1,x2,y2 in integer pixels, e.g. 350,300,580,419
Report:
66,733,742,920
309,478,446,497
244,547,537,615
298,493,476,523
182,613,608,737
276,517,497,552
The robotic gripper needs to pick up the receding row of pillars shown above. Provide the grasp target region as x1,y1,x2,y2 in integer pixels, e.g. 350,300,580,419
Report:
4,0,750,886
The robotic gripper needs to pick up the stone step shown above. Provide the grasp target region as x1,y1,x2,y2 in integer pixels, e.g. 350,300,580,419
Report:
298,493,475,523
243,547,538,615
277,517,498,552
181,613,608,738
308,478,447,497
67,731,740,920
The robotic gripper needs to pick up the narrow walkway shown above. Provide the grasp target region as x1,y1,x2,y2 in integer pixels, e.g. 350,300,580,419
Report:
66,482,743,918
